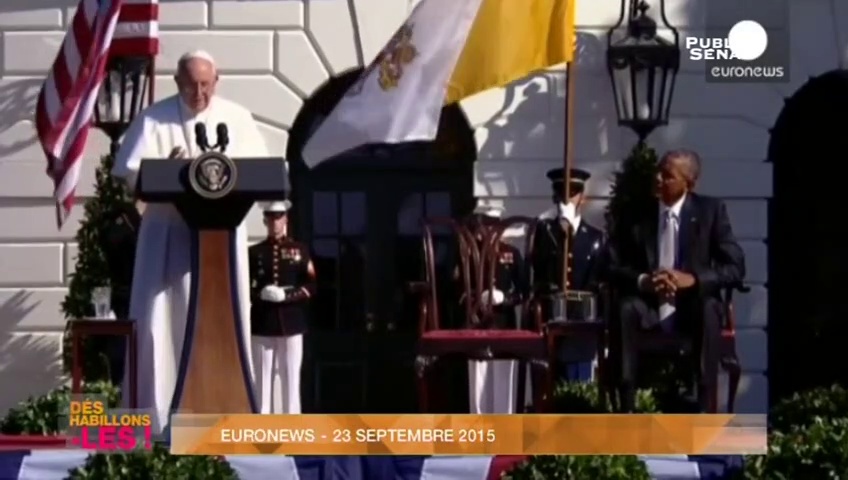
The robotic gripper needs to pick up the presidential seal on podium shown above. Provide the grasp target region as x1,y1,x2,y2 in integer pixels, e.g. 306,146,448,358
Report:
189,151,237,199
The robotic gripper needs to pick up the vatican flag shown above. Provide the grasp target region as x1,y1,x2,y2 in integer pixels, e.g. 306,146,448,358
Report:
302,0,576,168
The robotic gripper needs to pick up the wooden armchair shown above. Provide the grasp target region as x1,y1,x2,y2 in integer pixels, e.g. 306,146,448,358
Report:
411,215,553,412
609,282,749,413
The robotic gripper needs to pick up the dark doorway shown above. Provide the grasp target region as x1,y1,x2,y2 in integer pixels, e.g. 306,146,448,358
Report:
767,70,848,402
286,69,476,413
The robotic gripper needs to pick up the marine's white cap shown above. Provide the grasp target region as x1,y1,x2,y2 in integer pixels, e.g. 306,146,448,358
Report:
472,204,504,219
261,200,292,214
178,50,216,67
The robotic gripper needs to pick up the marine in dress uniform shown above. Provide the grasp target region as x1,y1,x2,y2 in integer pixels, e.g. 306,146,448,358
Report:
532,168,605,381
460,205,527,413
249,200,316,414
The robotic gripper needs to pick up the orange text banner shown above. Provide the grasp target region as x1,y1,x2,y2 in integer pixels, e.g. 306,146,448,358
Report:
170,414,767,456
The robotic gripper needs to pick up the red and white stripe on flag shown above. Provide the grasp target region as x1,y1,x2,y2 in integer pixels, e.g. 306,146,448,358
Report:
35,0,159,228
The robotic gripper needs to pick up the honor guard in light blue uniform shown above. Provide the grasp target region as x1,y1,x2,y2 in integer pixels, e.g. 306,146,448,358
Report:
532,168,605,381
249,200,316,413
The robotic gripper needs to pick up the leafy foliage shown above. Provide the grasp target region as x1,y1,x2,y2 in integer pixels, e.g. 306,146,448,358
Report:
505,382,656,479
60,154,136,382
734,384,848,479
769,384,848,432
605,143,658,237
552,381,658,413
66,443,239,480
742,417,848,479
0,381,119,435
503,454,651,480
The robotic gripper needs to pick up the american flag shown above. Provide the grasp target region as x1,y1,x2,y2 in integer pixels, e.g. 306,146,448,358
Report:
35,0,159,228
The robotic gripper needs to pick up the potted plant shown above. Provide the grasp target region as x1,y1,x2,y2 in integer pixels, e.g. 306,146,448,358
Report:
61,154,138,385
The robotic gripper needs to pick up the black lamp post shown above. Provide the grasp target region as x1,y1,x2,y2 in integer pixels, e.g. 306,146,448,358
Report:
607,0,680,143
93,55,153,155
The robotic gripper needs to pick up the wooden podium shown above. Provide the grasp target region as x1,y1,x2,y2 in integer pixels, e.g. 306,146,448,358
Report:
137,152,287,415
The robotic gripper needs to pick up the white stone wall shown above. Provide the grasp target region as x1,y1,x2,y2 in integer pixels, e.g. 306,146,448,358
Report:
1,0,846,414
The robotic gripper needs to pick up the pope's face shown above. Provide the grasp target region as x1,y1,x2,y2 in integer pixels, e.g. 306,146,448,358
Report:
175,58,217,114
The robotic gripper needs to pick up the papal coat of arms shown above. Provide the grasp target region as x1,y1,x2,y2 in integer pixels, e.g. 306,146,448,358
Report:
346,23,418,97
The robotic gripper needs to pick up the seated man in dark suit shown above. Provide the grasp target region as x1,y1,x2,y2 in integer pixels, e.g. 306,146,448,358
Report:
607,149,746,412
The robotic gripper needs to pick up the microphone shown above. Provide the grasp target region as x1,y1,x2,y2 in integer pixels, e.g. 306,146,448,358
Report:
194,123,209,152
216,123,229,152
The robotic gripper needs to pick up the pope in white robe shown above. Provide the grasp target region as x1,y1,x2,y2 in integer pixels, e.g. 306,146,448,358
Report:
112,50,272,433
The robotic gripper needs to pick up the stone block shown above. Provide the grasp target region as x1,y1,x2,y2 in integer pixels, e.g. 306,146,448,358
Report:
211,0,303,28
0,244,64,286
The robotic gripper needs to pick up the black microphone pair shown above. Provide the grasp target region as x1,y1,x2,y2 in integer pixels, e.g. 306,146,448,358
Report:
194,123,229,153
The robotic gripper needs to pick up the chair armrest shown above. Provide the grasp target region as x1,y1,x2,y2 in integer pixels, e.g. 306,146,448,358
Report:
721,282,750,332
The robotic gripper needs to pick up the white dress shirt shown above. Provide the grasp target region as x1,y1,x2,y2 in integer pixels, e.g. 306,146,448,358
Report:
659,194,686,256
637,194,687,288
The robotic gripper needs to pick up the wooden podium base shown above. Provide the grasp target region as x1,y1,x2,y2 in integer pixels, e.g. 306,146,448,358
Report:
170,230,257,414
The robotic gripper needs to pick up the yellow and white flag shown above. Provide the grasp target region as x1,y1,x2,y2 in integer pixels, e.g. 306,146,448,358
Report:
302,0,576,168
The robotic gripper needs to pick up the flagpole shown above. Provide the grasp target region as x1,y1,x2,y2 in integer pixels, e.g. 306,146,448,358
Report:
560,60,576,296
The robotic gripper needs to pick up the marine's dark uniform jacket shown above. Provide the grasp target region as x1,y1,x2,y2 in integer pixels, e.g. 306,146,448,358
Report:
249,238,316,337
454,241,527,329
531,206,605,294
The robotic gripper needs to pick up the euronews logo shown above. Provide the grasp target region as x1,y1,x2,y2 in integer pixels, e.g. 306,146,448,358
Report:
686,20,786,83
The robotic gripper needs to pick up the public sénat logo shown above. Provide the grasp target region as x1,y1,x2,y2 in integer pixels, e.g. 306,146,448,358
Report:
685,20,769,62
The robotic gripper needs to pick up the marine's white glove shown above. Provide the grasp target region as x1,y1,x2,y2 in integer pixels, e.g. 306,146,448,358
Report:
480,289,505,306
260,285,287,303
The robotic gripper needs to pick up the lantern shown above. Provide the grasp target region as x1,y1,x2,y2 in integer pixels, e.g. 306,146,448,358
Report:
607,0,680,142
93,56,153,153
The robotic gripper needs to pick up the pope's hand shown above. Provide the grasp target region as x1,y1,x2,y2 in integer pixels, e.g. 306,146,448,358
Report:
480,289,505,306
168,147,186,159
260,285,287,302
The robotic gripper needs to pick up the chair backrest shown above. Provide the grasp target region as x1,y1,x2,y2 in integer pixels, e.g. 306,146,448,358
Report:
420,217,468,331
419,215,539,332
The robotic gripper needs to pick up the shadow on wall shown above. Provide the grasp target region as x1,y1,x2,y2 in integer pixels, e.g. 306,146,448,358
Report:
0,78,44,160
0,291,64,414
471,31,627,228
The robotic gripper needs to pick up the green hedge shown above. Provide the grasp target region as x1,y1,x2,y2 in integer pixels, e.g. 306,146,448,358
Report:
552,381,658,413
503,455,651,480
67,444,238,480
502,382,657,479
0,381,239,479
740,385,848,479
0,381,119,435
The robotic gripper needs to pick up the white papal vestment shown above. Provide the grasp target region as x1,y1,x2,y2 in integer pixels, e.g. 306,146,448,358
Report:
113,95,273,433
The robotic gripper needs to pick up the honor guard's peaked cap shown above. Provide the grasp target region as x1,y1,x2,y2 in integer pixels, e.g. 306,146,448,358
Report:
261,200,292,214
472,204,505,219
546,168,591,195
